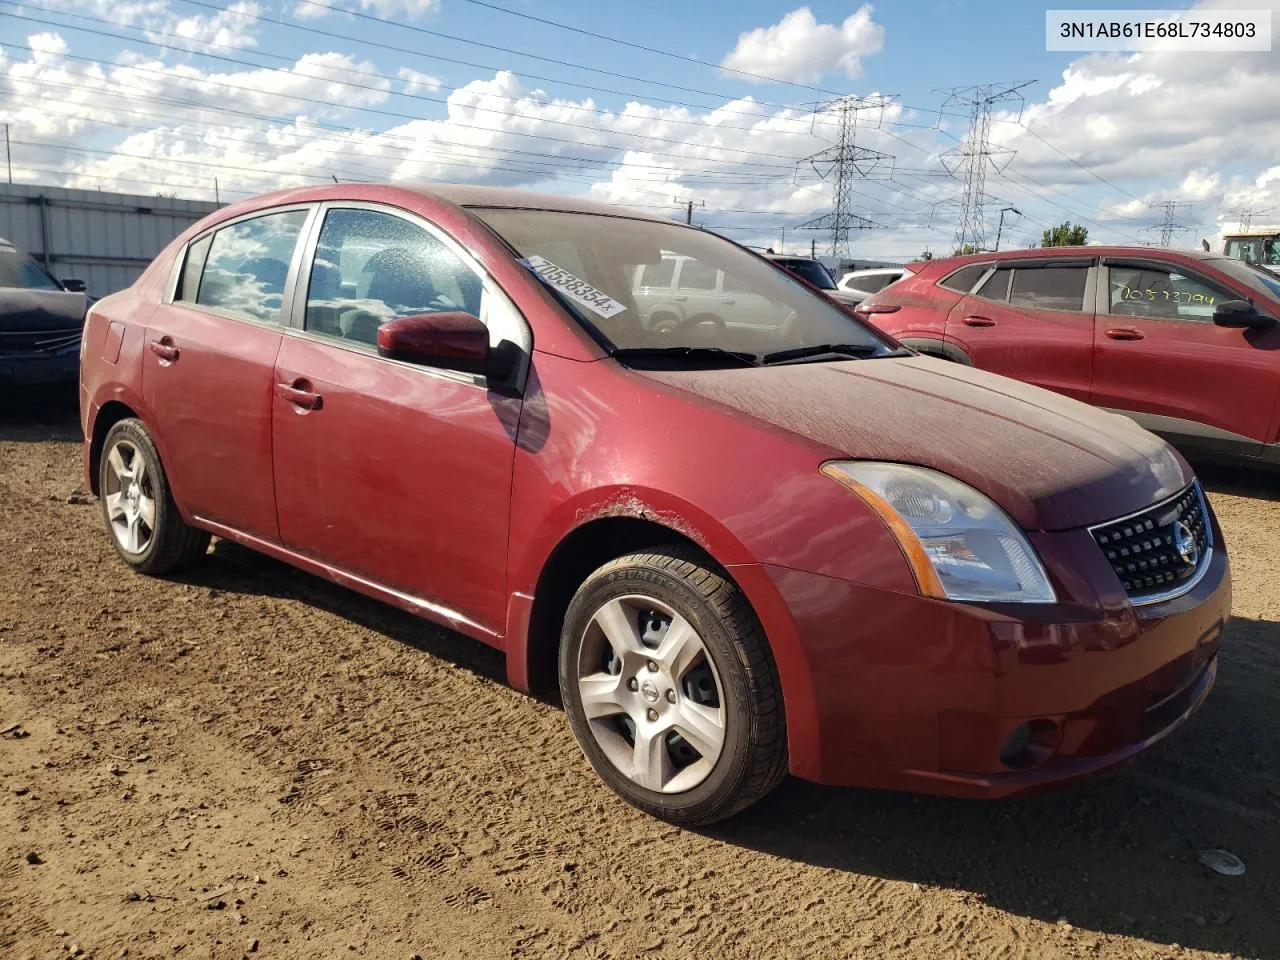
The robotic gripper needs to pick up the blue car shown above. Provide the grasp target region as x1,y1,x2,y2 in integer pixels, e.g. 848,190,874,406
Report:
0,237,88,390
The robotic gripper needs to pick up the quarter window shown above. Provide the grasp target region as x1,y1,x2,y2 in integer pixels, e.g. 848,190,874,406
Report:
1108,265,1229,322
975,267,1012,301
304,208,484,346
939,264,988,294
189,210,308,323
1008,266,1089,312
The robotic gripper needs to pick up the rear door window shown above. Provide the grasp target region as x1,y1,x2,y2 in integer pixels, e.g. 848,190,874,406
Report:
676,259,718,291
1008,266,1089,311
188,210,309,324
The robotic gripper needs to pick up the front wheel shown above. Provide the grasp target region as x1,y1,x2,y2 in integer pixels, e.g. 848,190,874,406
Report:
559,546,787,825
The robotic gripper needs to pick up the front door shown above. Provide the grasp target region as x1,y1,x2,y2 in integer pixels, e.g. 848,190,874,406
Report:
1090,258,1280,453
271,204,528,635
142,206,313,539
944,258,1096,403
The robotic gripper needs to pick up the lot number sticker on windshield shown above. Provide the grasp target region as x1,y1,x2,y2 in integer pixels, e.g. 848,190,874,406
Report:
521,255,627,319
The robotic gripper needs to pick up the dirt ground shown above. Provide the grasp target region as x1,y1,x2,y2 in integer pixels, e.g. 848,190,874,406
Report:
2,393,1279,960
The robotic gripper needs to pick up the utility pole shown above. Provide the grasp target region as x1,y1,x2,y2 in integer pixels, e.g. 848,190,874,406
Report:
673,196,704,225
810,238,816,258
794,95,894,257
214,177,220,204
936,81,1035,252
780,227,785,255
1144,201,1195,247
994,206,1021,251
4,124,10,185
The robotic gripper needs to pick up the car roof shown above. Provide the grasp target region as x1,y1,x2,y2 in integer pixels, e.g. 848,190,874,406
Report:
926,245,1221,270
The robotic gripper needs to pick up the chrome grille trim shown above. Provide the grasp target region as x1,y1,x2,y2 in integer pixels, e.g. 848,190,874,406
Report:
1088,481,1213,606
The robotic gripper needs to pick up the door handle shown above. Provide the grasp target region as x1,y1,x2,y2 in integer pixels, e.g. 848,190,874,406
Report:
275,381,323,411
961,316,996,328
720,298,736,305
1104,327,1146,341
148,337,180,362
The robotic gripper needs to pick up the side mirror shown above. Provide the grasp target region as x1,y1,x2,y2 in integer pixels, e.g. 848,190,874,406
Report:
377,311,495,377
61,278,86,293
1212,299,1276,329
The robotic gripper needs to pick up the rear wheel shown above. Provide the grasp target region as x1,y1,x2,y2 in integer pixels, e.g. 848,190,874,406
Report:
559,546,786,825
99,418,210,575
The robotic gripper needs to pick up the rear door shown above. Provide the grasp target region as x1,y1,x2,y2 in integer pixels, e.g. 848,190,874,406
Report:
143,205,314,539
1091,257,1280,452
944,257,1096,403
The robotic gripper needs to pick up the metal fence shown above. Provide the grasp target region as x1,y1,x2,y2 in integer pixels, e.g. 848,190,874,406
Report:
0,184,222,298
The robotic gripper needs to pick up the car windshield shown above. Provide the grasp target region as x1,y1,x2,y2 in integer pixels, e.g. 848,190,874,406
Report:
473,208,891,361
776,258,837,289
1207,256,1280,303
0,245,61,291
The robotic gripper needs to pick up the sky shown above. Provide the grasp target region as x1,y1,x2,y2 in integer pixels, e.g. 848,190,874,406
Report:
0,0,1278,260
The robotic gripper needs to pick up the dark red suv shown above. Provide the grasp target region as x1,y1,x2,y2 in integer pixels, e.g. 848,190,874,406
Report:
858,247,1280,463
80,187,1230,824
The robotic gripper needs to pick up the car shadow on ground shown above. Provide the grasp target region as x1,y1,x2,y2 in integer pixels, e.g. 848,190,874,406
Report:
1189,454,1280,503
0,389,81,442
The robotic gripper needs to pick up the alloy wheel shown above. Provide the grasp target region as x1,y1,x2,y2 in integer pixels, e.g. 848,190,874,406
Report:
103,439,156,555
576,595,726,794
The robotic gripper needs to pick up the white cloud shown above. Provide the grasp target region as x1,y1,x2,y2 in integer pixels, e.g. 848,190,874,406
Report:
291,0,440,20
398,67,442,95
27,32,68,64
721,5,884,84
147,1,261,51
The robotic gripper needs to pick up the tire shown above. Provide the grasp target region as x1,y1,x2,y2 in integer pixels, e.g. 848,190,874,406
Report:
98,418,210,575
559,546,787,825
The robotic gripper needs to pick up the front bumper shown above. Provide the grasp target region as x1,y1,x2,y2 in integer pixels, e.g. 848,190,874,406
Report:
731,520,1231,798
0,348,80,389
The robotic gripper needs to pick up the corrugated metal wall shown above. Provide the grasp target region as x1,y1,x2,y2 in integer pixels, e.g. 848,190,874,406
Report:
0,184,222,298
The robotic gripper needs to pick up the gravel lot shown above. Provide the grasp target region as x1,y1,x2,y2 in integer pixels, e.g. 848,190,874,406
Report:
2,393,1279,960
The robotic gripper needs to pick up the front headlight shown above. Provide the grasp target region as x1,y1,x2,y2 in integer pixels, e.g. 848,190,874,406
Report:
821,461,1056,604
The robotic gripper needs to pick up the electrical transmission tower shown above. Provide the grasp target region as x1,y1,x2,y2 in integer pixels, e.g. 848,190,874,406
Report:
1144,201,1195,247
936,81,1035,252
794,95,895,257
1227,205,1273,231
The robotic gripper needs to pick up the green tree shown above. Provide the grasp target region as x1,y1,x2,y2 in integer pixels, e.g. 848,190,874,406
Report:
1041,222,1089,247
952,244,978,256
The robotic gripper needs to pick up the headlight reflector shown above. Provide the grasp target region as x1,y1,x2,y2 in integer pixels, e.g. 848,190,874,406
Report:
821,461,1056,604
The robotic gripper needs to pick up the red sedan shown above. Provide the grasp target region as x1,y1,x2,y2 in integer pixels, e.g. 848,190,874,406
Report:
80,185,1230,824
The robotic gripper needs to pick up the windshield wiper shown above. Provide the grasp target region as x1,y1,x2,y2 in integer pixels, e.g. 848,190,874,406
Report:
761,343,906,365
610,346,761,368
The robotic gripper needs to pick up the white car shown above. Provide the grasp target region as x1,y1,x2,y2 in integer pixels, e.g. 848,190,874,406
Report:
837,267,911,302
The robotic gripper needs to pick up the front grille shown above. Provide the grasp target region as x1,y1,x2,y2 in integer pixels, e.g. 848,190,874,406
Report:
0,328,82,355
1090,482,1211,603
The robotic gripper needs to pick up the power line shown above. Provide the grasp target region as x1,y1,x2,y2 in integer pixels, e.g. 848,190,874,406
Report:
1226,205,1274,231
324,0,844,95
1145,200,1196,247
794,95,895,255
935,81,1035,251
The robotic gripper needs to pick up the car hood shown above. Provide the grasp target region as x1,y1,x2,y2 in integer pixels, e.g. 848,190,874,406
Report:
639,355,1189,532
0,288,87,332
